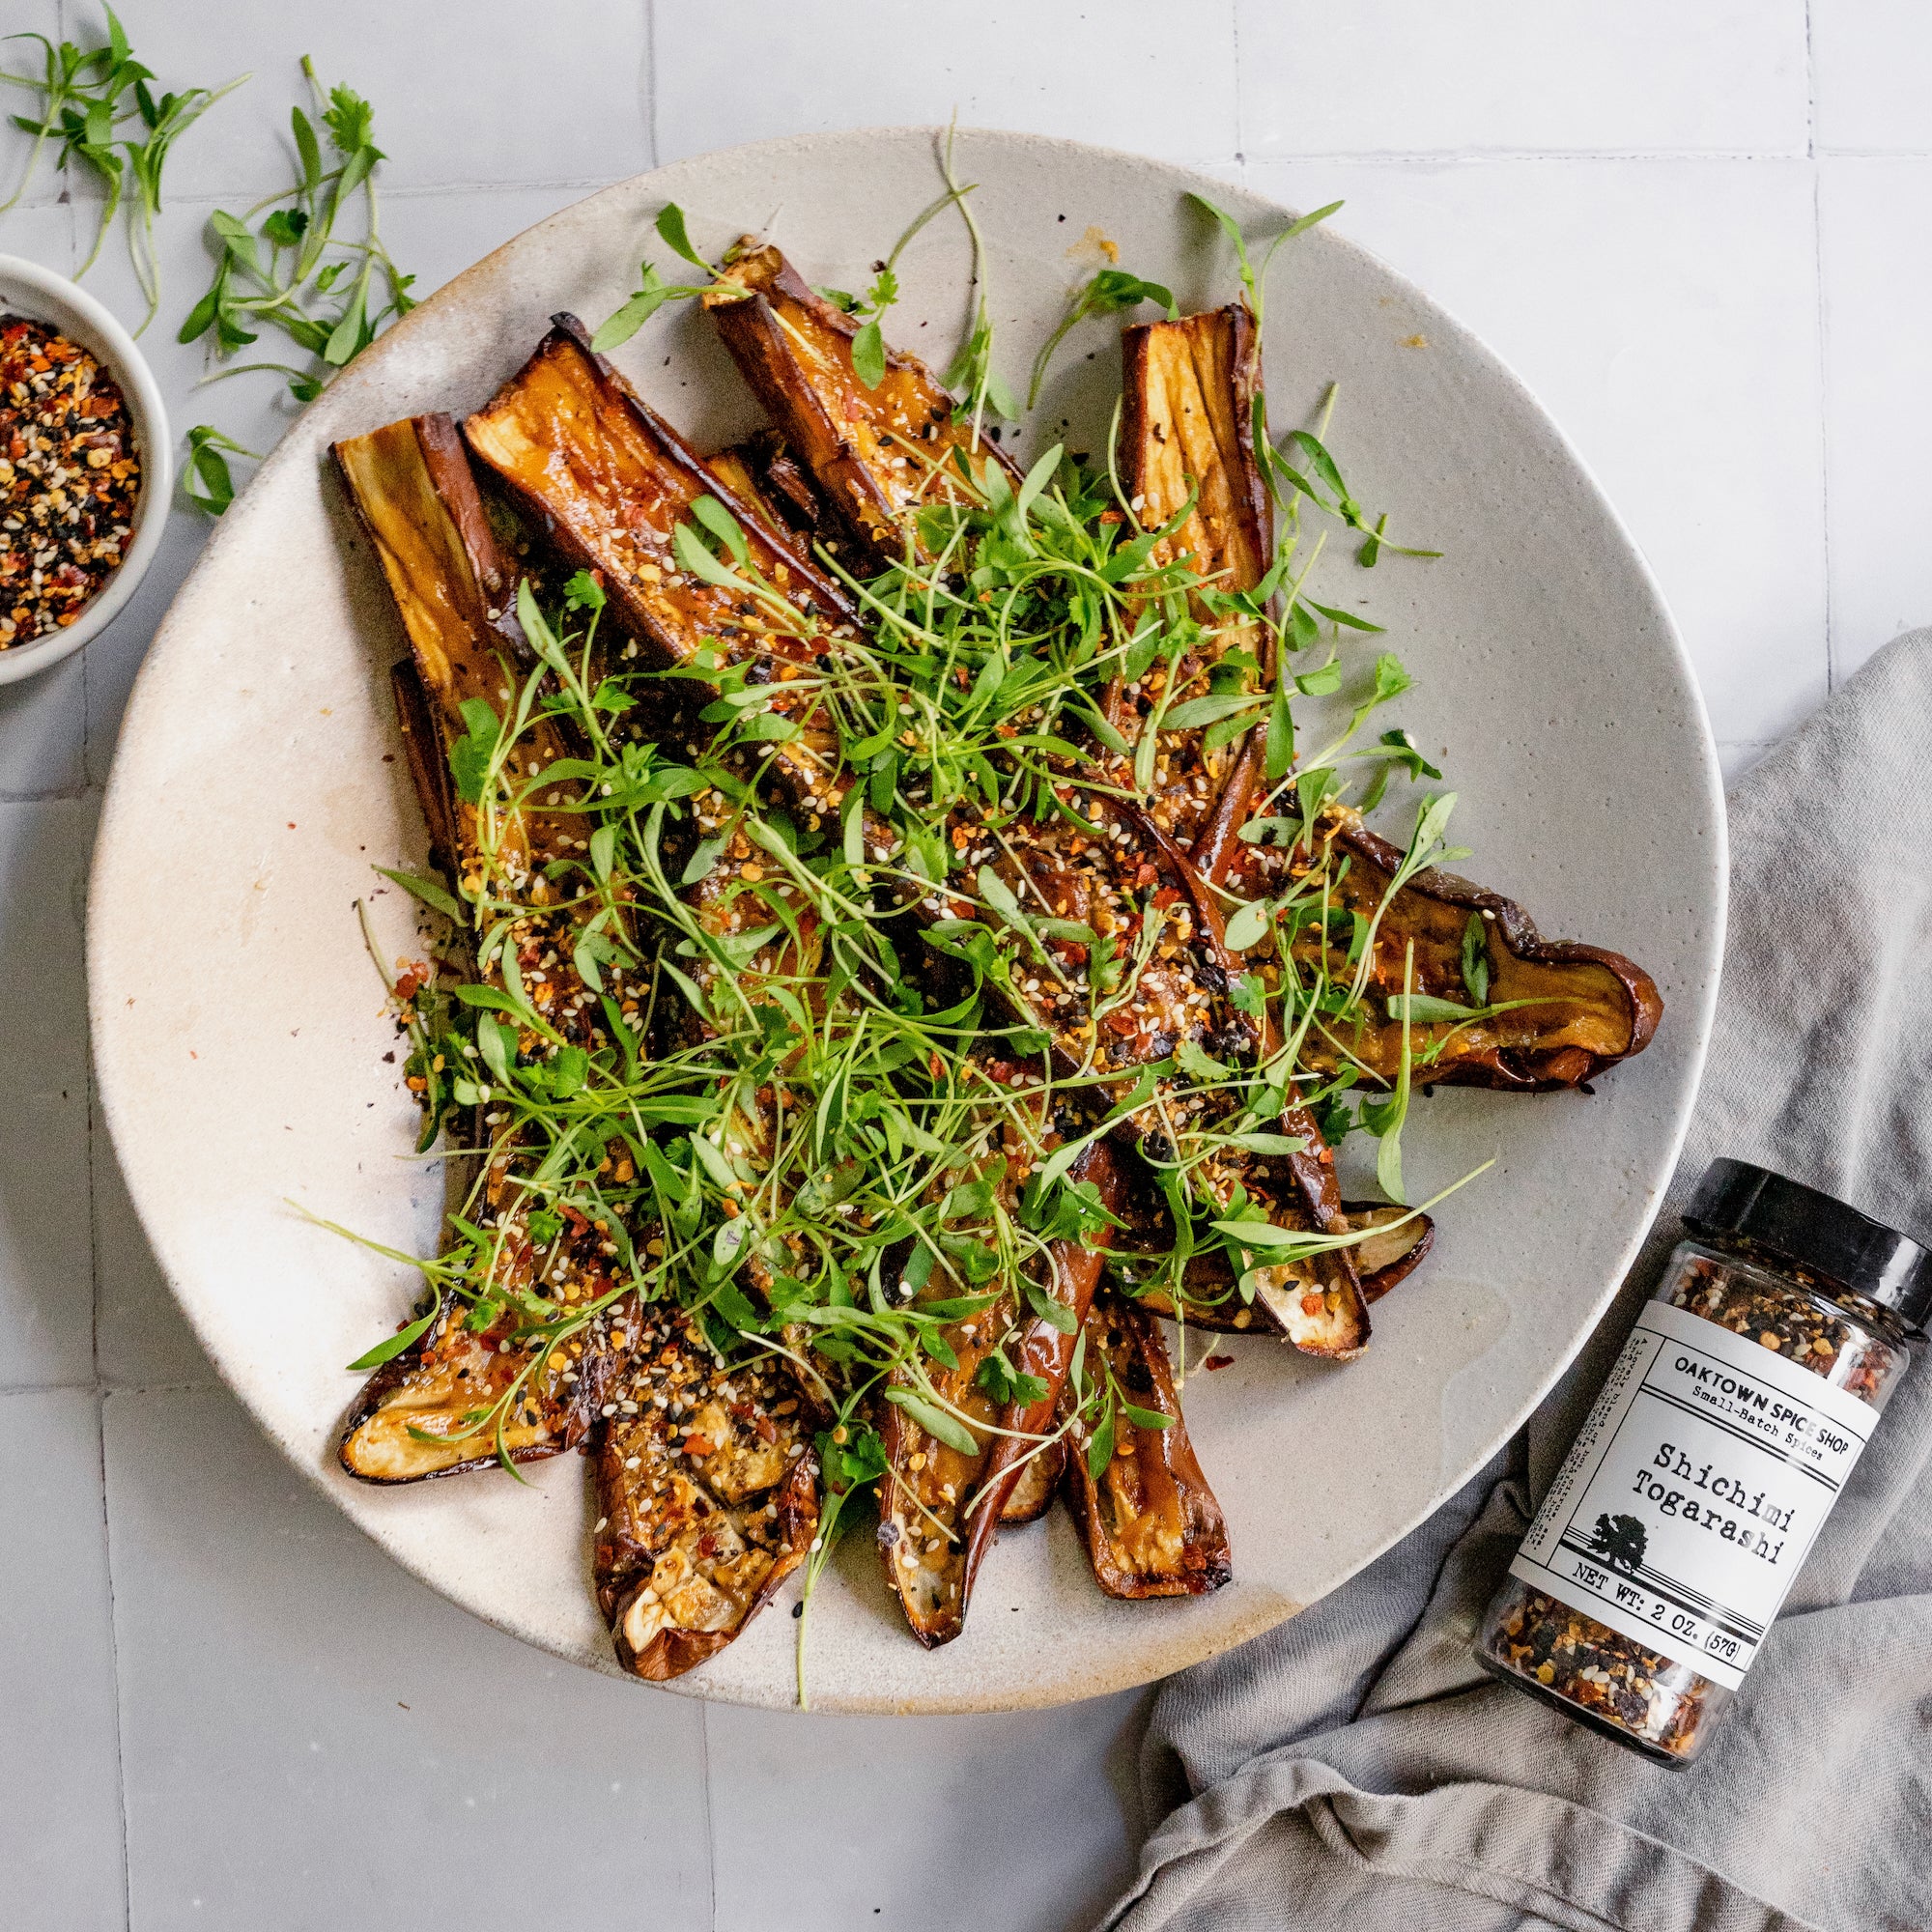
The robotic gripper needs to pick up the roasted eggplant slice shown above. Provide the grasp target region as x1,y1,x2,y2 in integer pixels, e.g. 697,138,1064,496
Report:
1124,1201,1434,1331
956,1144,1122,1592
875,1139,1125,1646
333,413,576,880
1349,1201,1436,1303
1236,806,1662,1094
461,314,857,811
874,1287,1014,1647
594,1307,820,1681
1065,1296,1231,1599
1121,306,1270,624
1110,304,1272,854
335,415,621,1481
340,1283,622,1476
705,241,1013,568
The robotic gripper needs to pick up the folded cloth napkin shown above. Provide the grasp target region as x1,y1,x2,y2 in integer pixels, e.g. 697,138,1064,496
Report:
1103,630,1932,1932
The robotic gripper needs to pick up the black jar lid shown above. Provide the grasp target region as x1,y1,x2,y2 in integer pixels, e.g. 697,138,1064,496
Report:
1686,1158,1932,1331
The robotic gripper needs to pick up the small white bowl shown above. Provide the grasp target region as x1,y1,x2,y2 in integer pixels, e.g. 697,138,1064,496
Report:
0,253,171,686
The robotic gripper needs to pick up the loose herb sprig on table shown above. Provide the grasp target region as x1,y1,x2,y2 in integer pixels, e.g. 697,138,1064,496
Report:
0,4,245,332
179,58,413,511
181,59,412,399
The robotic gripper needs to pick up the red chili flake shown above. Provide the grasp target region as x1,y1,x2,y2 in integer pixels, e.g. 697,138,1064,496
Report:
1151,886,1180,910
683,1434,715,1458
1204,1354,1236,1372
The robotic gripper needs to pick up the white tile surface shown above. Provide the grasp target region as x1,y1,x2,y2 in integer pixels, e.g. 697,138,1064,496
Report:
107,1385,715,1931
1237,2,1811,158
0,800,95,1389
113,1,650,199
1811,0,1932,154
1819,157,1932,681
0,1390,127,1926
652,0,1239,165
707,1692,1149,1932
1245,156,1829,753
379,182,594,306
0,644,86,800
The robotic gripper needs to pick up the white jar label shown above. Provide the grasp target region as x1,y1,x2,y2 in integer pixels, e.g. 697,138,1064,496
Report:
1509,1297,1877,1690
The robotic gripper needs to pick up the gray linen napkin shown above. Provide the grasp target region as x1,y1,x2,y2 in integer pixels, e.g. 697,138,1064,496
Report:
1103,630,1932,1932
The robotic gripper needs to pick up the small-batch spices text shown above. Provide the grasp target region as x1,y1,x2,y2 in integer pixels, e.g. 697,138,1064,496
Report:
1477,1159,1930,1765
0,315,142,650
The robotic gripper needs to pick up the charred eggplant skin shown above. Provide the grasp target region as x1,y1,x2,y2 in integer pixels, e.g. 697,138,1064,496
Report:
388,657,457,874
705,241,1018,570
337,1302,617,1483
1065,1296,1232,1599
461,313,857,660
593,1310,821,1682
1323,814,1662,1093
1119,304,1271,639
957,1143,1124,1600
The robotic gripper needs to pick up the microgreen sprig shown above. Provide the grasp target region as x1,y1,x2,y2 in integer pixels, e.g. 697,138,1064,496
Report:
180,58,413,512
0,5,245,332
590,202,721,353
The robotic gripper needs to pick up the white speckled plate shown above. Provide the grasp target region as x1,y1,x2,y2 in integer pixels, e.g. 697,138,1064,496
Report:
88,129,1724,1714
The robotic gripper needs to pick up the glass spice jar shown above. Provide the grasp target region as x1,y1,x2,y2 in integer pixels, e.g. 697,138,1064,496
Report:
1476,1158,1931,1767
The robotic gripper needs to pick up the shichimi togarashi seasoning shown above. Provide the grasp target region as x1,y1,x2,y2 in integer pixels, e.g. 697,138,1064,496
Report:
0,315,142,650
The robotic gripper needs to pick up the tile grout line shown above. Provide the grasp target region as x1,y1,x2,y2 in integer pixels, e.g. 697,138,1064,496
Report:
90,1386,135,1930
24,147,1928,229
698,1700,719,1932
1243,145,1815,165
644,0,662,174
1805,0,1834,693
1229,0,1245,165
25,147,1928,225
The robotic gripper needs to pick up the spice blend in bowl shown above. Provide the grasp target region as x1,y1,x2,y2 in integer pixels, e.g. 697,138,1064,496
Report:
0,253,171,687
0,315,143,651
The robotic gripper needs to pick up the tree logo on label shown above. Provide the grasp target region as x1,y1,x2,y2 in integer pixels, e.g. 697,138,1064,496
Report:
1587,1512,1648,1575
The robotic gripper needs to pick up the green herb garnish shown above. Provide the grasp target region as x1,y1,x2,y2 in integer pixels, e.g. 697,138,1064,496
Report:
179,58,413,512
0,5,244,332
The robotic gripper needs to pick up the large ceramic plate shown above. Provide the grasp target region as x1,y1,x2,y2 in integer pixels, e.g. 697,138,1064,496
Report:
89,129,1723,1714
